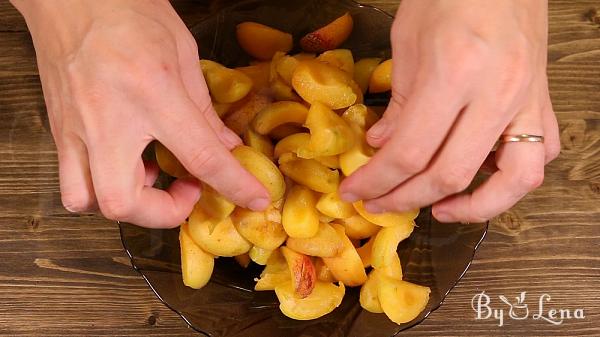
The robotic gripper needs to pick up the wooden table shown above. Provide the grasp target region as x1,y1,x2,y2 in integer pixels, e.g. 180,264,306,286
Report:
1,0,599,336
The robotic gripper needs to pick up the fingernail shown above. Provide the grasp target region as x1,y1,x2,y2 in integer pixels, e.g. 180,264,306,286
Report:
364,202,385,214
367,121,388,140
248,198,270,211
63,204,77,213
340,193,358,203
434,210,453,223
180,177,202,202
221,128,242,149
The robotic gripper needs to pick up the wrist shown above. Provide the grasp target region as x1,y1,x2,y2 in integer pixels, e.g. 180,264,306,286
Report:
10,0,109,57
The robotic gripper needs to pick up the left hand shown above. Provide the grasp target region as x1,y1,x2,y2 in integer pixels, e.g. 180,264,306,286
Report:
339,0,560,223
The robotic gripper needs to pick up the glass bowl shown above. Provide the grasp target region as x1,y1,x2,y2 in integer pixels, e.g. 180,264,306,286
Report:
119,0,488,336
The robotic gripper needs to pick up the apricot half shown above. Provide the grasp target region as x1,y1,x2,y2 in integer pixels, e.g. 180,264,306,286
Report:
281,246,317,298
236,22,293,60
275,281,345,320
292,60,361,110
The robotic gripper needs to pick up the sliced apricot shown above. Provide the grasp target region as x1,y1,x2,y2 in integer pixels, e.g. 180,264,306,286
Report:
355,235,376,268
316,191,354,219
269,124,307,140
281,185,320,238
371,222,414,270
339,213,380,240
234,253,251,268
243,128,274,160
252,101,309,135
315,258,336,282
322,224,368,286
255,249,290,291
224,92,272,135
359,270,383,313
213,102,232,118
230,205,287,250
187,211,252,257
236,62,271,92
317,49,354,75
339,104,377,175
279,155,340,193
292,53,317,61
274,133,311,159
369,59,392,93
155,142,187,178
236,22,293,60
200,59,253,103
353,200,419,227
180,223,214,289
377,274,430,324
286,222,345,257
341,104,379,130
275,55,300,86
354,58,382,93
249,246,274,265
302,102,355,157
232,145,285,201
300,12,353,53
195,183,235,225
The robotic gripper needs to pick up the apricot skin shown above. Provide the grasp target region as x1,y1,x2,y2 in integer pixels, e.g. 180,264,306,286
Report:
301,13,353,53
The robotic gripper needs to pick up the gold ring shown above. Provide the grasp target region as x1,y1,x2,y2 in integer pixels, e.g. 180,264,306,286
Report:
500,134,544,143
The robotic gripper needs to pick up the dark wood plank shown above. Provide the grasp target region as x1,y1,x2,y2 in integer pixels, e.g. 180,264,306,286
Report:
0,0,599,336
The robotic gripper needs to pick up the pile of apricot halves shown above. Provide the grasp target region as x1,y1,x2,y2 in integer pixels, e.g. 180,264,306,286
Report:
155,12,430,324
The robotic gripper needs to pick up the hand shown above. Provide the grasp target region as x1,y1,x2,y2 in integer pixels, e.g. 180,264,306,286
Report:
12,0,270,228
340,0,560,223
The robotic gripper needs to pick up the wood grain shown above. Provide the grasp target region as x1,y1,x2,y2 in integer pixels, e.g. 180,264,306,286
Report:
0,0,599,336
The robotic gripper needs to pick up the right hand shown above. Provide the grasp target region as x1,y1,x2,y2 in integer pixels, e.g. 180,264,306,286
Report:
12,0,271,228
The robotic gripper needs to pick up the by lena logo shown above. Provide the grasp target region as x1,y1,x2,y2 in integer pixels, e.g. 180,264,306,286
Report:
471,291,585,327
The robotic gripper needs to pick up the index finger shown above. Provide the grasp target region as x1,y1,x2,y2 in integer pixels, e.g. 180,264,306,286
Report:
157,96,270,211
